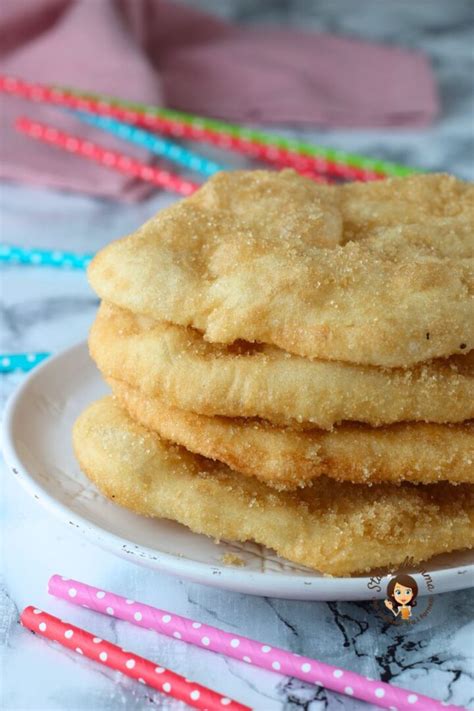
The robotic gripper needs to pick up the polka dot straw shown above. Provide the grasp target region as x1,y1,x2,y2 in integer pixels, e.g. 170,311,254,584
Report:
0,352,49,373
72,111,226,178
49,576,460,711
0,74,414,181
21,606,249,711
0,243,93,270
15,117,199,197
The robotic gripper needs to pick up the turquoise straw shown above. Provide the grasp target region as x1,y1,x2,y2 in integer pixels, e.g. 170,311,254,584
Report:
0,244,93,270
1,352,50,373
71,111,227,177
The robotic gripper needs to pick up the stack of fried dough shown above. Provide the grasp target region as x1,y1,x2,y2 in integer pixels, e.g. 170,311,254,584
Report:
74,170,474,577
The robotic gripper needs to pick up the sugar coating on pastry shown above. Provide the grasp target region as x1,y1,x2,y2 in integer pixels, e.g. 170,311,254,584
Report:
90,302,474,429
337,173,474,237
109,377,474,490
73,397,474,577
88,170,474,367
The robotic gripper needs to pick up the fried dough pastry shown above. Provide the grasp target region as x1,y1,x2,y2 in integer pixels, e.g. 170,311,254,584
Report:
109,378,474,489
88,170,474,367
353,221,474,259
90,303,474,429
335,173,474,243
73,397,474,576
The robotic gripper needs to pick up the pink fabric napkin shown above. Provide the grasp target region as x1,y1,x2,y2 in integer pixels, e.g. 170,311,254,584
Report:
0,0,438,201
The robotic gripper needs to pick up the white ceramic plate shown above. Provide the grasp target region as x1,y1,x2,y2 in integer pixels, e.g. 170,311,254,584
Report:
3,342,474,600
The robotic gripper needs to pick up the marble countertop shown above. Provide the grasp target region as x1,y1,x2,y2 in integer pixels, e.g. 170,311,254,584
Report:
1,1,473,709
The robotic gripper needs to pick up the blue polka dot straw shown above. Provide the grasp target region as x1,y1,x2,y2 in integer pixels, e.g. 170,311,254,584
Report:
1,353,50,373
71,111,226,178
0,244,93,270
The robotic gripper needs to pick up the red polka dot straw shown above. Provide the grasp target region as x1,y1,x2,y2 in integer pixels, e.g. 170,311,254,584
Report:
15,117,199,198
1,74,391,182
49,576,462,711
21,607,250,711
16,113,333,188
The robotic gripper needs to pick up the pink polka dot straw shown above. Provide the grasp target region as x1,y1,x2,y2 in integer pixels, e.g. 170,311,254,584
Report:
21,606,249,711
49,576,460,711
1,74,384,182
15,116,199,197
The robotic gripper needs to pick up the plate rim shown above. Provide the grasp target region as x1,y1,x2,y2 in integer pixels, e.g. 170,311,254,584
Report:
2,341,474,601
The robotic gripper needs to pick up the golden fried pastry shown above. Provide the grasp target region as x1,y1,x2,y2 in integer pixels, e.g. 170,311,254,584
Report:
73,397,474,577
88,170,474,367
109,377,474,489
351,221,474,259
335,172,474,243
90,302,474,429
